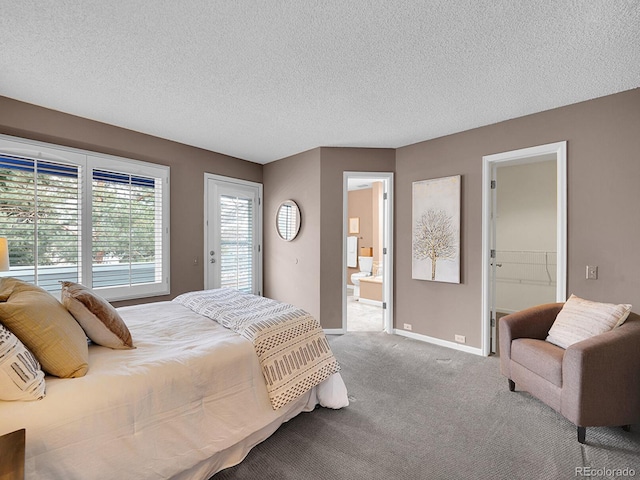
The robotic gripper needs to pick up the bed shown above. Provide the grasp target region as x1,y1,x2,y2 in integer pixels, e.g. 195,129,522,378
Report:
0,282,348,479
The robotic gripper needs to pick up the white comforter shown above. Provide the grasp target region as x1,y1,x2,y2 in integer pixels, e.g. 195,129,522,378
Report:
174,288,341,409
0,301,348,480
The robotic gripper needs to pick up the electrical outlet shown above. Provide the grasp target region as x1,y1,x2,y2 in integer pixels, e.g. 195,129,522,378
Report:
586,265,598,280
455,334,466,344
403,323,412,331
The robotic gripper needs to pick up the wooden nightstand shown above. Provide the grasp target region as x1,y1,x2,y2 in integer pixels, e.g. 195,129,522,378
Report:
0,429,25,480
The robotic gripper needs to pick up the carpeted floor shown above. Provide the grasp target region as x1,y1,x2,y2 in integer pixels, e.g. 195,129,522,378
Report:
214,332,640,479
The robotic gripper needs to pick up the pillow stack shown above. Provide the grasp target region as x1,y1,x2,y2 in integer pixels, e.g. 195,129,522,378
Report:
0,277,89,379
0,277,135,402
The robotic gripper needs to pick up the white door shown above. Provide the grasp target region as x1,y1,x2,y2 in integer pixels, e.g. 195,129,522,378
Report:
490,166,499,353
490,160,559,353
482,142,567,356
204,174,262,295
343,172,394,334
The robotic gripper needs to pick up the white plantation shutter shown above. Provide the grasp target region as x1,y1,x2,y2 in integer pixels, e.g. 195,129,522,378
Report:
91,169,163,290
0,154,81,293
0,135,170,301
219,194,254,293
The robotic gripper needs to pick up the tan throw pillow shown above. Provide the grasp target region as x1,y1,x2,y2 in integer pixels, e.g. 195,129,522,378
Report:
0,323,46,401
60,281,134,350
0,277,89,378
546,294,632,349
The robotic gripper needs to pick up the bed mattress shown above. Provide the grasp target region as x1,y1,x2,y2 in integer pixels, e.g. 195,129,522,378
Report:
0,301,345,479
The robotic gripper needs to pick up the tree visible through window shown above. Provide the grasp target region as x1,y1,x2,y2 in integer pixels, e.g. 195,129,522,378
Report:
0,155,80,292
92,170,161,288
0,137,169,300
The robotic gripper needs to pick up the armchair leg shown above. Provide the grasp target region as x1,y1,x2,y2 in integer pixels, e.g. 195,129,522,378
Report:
622,425,631,432
577,426,586,444
508,379,515,392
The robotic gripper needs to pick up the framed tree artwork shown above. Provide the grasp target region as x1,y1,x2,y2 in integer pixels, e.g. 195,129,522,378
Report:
412,175,461,283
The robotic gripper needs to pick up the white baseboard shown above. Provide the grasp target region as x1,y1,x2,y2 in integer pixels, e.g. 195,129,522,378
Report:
325,326,484,356
393,329,484,356
358,298,382,307
324,328,346,335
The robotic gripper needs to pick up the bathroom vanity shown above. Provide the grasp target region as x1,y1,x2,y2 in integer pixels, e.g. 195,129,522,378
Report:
359,276,382,306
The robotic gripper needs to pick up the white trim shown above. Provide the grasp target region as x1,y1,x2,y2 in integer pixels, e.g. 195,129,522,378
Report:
342,172,394,334
358,298,383,307
323,328,347,335
87,155,171,301
393,329,484,356
495,307,518,315
203,173,263,295
481,141,567,356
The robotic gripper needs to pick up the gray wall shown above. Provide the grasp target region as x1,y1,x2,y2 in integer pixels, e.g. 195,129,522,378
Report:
263,148,322,320
319,148,396,329
263,147,395,329
395,88,640,348
0,96,263,307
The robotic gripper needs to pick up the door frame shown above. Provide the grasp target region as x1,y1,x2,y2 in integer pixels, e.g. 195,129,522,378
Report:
203,173,263,294
342,172,394,334
481,142,567,356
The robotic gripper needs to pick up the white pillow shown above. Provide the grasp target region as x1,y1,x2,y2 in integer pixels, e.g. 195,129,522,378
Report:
0,323,46,401
546,294,632,349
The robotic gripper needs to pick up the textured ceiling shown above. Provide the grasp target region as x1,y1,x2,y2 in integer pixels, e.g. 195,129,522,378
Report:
1,1,638,164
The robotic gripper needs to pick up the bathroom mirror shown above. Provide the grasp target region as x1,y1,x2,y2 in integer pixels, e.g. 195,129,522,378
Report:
276,200,301,241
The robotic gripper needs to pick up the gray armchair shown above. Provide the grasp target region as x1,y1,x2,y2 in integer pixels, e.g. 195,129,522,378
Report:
499,303,640,443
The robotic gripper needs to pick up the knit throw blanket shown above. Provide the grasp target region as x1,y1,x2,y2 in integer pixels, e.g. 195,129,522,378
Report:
173,289,340,410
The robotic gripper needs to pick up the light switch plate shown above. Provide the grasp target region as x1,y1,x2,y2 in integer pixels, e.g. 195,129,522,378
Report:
586,265,598,280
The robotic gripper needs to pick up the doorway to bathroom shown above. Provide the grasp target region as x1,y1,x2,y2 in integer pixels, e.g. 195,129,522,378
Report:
342,172,393,333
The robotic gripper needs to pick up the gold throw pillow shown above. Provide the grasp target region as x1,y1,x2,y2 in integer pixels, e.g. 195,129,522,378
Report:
0,277,89,378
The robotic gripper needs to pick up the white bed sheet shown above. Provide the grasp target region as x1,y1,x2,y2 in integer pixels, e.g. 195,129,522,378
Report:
0,301,345,479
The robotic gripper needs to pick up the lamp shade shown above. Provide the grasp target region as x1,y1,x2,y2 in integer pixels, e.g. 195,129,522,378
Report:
0,238,9,272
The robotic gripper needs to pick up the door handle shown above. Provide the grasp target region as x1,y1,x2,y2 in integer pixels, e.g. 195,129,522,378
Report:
210,258,216,264
210,250,215,256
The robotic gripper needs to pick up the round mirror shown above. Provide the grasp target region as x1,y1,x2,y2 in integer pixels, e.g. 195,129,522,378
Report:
276,200,301,241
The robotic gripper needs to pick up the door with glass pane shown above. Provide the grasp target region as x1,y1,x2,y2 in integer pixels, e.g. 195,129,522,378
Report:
205,175,262,295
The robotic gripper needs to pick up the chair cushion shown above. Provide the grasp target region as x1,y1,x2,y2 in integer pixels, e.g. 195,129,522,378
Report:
546,294,632,349
511,338,564,387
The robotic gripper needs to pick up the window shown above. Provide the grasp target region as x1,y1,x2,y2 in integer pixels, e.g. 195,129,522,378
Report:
0,135,170,301
0,155,81,293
